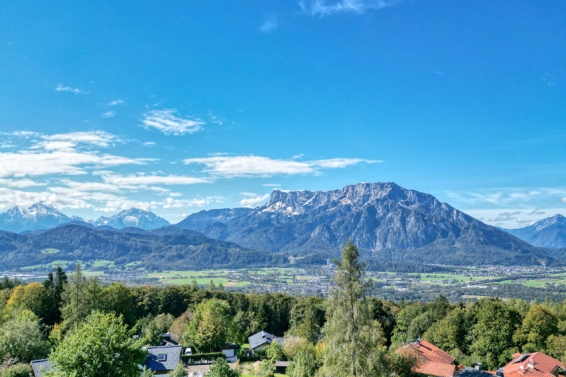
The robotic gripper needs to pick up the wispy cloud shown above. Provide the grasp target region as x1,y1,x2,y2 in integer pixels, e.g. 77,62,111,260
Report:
299,0,398,17
259,15,278,33
108,99,125,106
142,109,205,135
239,193,270,208
183,155,378,177
99,173,210,187
102,111,115,118
445,187,566,207
55,84,86,94
263,183,281,187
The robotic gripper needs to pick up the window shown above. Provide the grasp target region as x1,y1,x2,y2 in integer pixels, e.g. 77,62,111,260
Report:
157,354,167,362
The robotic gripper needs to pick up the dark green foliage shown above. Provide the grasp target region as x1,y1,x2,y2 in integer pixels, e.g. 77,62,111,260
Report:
205,357,240,377
0,224,288,270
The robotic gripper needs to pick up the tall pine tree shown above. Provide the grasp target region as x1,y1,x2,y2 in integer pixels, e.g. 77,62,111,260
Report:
317,241,388,377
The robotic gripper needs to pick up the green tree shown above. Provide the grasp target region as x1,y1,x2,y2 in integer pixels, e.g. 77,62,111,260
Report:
514,304,558,352
102,283,136,327
168,363,187,377
0,363,33,377
423,308,467,354
60,264,89,329
468,299,521,370
288,297,325,343
317,241,388,377
205,357,240,377
47,311,146,377
546,335,566,364
265,342,285,362
182,299,233,353
0,310,48,363
258,360,276,377
286,344,320,377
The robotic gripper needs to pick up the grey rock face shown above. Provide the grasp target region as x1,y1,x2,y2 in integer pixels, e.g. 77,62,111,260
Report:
178,182,550,266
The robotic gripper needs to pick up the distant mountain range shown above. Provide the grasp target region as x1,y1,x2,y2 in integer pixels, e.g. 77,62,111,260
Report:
504,214,566,248
1,183,564,269
0,224,286,270
177,182,552,266
0,204,170,232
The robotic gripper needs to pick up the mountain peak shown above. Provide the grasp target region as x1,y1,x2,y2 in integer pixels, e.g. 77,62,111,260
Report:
93,208,170,230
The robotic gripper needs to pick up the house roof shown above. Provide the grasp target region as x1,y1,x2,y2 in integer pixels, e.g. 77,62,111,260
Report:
406,339,457,377
248,331,276,350
222,342,240,350
502,352,565,377
145,345,182,372
30,359,52,377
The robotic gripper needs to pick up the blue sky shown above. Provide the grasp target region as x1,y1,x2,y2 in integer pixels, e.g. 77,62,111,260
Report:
0,0,565,228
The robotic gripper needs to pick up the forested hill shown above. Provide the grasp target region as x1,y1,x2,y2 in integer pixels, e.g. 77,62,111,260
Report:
0,224,288,269
177,182,554,267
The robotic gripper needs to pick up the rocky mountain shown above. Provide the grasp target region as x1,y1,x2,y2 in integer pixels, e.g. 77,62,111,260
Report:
505,214,566,248
177,182,552,266
0,224,287,270
93,208,170,230
0,203,77,233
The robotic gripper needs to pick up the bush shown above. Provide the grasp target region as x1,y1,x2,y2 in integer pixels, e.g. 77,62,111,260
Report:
1,363,33,377
181,352,226,364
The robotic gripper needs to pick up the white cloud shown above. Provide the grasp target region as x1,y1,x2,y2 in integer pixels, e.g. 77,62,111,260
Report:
55,84,86,94
143,142,156,146
183,155,377,177
299,0,398,16
102,111,115,118
0,131,149,178
100,173,210,186
259,15,278,33
108,99,125,106
0,178,45,188
563,197,566,203
142,109,205,135
239,193,270,208
263,183,281,187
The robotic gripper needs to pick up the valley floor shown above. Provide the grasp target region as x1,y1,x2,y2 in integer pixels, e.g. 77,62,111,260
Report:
4,264,566,302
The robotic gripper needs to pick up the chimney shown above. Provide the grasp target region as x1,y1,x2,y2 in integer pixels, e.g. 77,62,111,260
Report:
476,363,483,371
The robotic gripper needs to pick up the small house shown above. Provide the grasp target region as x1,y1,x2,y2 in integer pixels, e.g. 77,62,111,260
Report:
145,345,183,375
248,330,277,352
500,352,565,377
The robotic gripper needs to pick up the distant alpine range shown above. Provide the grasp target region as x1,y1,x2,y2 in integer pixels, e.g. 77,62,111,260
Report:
0,205,170,233
0,182,565,269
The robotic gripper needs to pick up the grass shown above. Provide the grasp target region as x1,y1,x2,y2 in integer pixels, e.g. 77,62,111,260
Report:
90,259,115,267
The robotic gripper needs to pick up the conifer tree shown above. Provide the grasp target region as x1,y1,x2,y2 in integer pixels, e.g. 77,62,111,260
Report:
317,241,388,377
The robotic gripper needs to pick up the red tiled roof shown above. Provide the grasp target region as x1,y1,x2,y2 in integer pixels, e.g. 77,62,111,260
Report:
503,352,565,377
405,340,457,377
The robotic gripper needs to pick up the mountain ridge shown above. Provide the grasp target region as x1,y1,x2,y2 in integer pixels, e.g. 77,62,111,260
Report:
0,204,170,232
177,182,551,266
505,214,566,248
